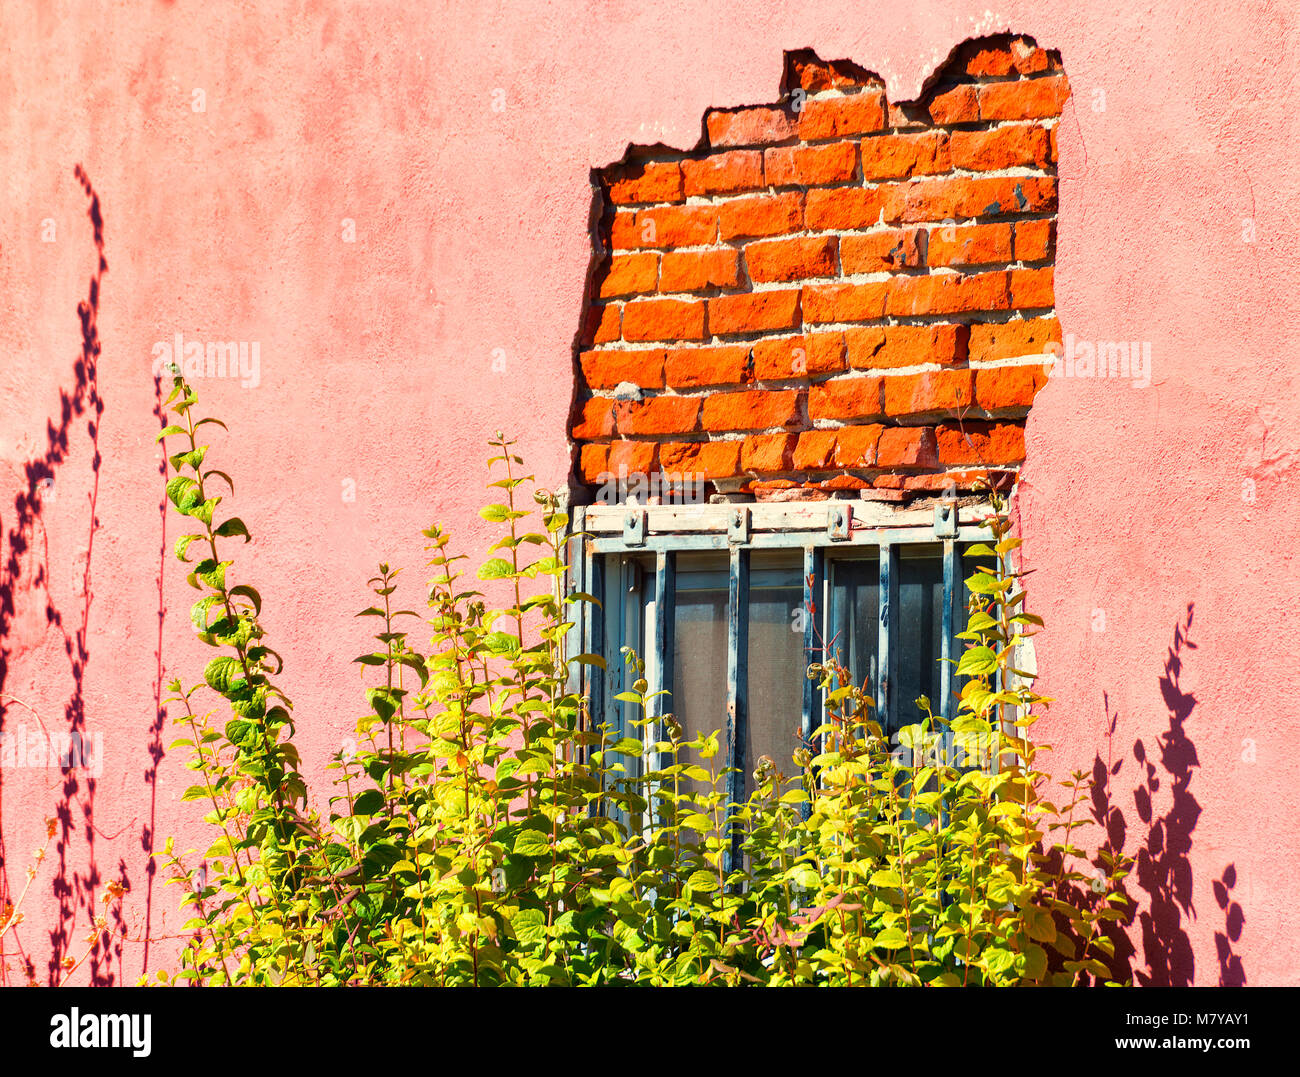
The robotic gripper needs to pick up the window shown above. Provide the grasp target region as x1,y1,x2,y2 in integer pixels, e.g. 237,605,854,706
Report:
566,498,994,814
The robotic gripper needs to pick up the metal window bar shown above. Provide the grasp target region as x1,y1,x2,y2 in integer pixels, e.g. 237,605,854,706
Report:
723,547,749,874
572,501,995,835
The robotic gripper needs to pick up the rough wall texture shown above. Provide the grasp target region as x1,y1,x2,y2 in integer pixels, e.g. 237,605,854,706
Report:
574,39,1064,501
0,1,1297,987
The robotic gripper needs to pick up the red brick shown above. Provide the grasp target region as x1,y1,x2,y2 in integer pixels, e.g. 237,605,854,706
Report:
799,90,887,139
928,84,979,125
579,349,666,390
979,76,1070,121
609,211,640,249
658,441,696,472
847,324,969,369
950,126,1052,171
753,333,845,379
886,101,928,130
742,433,797,472
664,345,751,387
808,376,884,421
793,429,839,469
859,132,952,181
975,365,1047,410
697,441,742,478
802,282,888,324
925,223,1013,267
1049,125,1058,164
764,142,858,186
707,107,796,147
967,39,1059,78
1009,39,1057,75
819,474,874,491
708,290,801,335
883,370,975,417
718,193,804,240
598,252,660,298
1009,267,1054,308
581,303,621,346
701,389,803,431
746,235,839,283
634,205,719,248
621,298,706,342
833,423,884,467
967,318,1060,362
1013,219,1055,262
964,44,1014,77
788,53,875,91
607,439,658,476
805,186,887,229
750,479,827,501
579,442,609,482
840,228,925,273
897,176,1057,222
659,248,743,292
886,271,1009,317
615,395,702,435
936,421,1026,465
877,427,939,468
682,150,765,196
605,160,684,205
842,327,885,369
572,397,616,439
659,440,742,479
904,472,974,493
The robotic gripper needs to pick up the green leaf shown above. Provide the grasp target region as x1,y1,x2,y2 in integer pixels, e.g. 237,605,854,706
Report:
513,829,551,857
352,789,385,816
479,504,526,523
510,908,547,947
477,558,515,580
1021,942,1048,982
203,656,242,692
956,646,998,676
214,517,251,542
874,927,909,949
686,870,718,893
174,533,203,563
166,475,198,509
1022,903,1056,943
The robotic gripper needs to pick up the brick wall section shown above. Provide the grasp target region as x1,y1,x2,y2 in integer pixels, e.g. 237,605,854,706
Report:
573,35,1066,501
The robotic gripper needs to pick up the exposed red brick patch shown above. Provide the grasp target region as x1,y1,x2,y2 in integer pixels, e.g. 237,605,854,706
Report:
576,36,1065,496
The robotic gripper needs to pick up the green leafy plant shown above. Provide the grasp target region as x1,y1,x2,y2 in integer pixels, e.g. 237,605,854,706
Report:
153,374,1131,986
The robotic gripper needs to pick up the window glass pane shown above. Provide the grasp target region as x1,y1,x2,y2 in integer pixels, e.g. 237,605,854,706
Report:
896,553,945,727
671,582,728,790
829,559,880,721
746,582,805,790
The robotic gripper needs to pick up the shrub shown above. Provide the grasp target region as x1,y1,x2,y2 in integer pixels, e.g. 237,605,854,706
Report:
154,375,1130,986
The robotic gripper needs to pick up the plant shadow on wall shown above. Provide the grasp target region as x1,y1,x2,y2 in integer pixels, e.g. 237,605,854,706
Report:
1089,603,1246,986
0,167,133,985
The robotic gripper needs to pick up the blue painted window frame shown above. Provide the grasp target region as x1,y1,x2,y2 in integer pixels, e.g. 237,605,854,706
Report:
564,502,995,842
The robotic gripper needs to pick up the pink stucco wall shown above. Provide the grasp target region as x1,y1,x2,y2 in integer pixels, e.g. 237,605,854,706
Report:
1,1,1296,985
